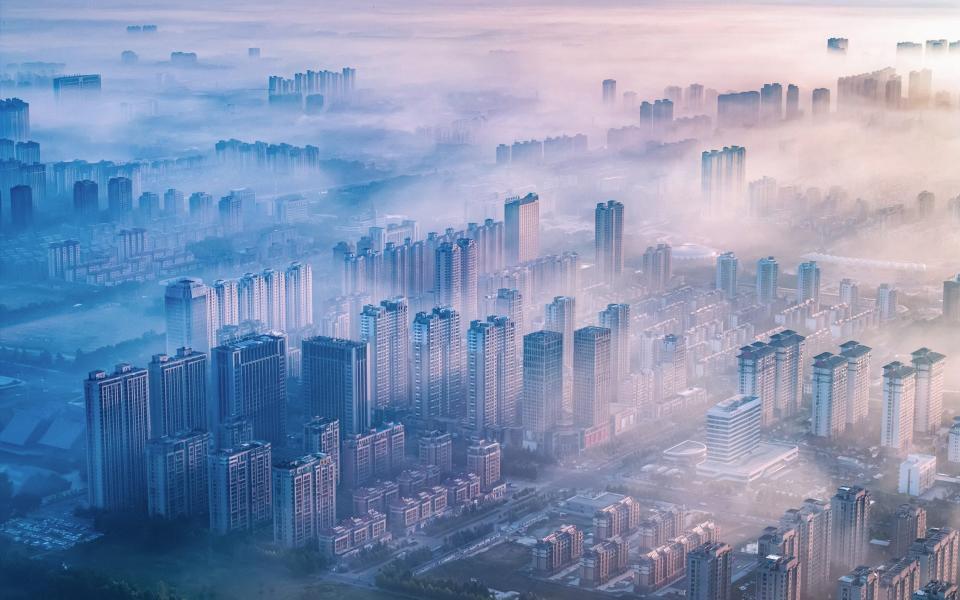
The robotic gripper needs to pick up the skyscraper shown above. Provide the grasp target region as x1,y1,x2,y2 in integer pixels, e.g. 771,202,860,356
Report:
756,256,779,304
212,333,287,445
831,486,872,573
165,278,217,355
504,192,540,266
705,395,761,463
209,441,272,534
522,330,564,434
595,200,624,283
272,453,336,548
811,352,848,440
716,252,739,299
545,295,576,421
573,326,612,429
687,542,732,600
599,303,630,396
893,503,927,558
261,268,287,332
412,307,464,420
912,348,946,435
882,361,917,453
302,337,370,435
796,261,821,308
146,429,211,519
780,498,831,598
303,417,340,485
84,364,151,511
360,297,410,410
717,92,760,128
785,84,800,120
467,316,519,431
148,348,208,436
163,188,185,216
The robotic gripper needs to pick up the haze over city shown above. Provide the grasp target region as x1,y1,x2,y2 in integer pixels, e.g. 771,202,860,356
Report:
3,2,960,599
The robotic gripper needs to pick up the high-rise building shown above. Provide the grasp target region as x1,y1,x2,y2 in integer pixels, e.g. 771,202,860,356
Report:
212,333,287,445
73,179,99,219
756,256,779,304
146,429,211,519
659,334,688,398
602,79,617,105
811,352,848,440
812,88,831,119
107,176,133,218
705,395,761,463
434,240,461,311
302,337,370,435
595,200,624,283
894,503,928,558
163,188,185,216
882,361,917,452
504,192,540,265
599,303,630,395
522,330,564,434
412,307,464,420
760,83,784,124
494,288,524,353
838,341,872,432
284,262,313,330
9,184,33,231
0,98,29,140
717,92,760,128
769,329,805,419
340,423,404,489
272,453,337,548
165,278,217,355
780,498,831,598
148,348,208,436
687,542,732,600
573,326,612,428
837,566,879,600
467,315,519,431
756,554,800,600
831,486,872,573
796,261,821,308
716,252,739,299
419,430,453,474
84,364,151,511
909,527,960,588
912,348,946,435
878,283,900,321
457,238,479,323
209,441,272,534
943,276,960,323
840,278,860,311
303,417,340,484
879,556,921,600
641,244,672,291
53,74,102,100
738,342,777,427
908,69,933,108
467,439,501,492
785,84,800,119
360,297,410,410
